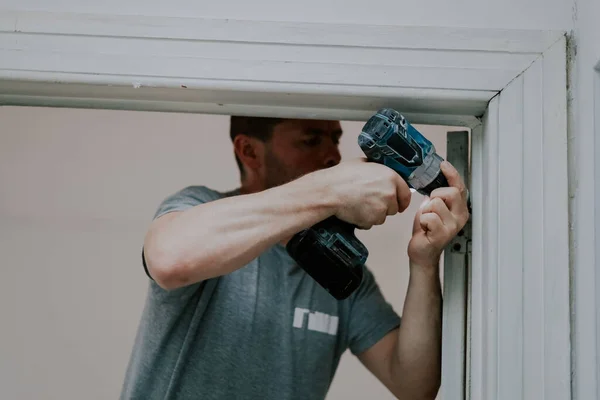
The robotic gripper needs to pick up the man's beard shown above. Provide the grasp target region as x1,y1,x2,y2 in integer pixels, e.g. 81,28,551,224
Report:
263,150,302,189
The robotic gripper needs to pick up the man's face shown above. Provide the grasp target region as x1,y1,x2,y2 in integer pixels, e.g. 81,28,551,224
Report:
261,119,343,189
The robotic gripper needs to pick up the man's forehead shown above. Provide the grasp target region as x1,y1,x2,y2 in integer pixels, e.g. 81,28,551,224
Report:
277,119,342,133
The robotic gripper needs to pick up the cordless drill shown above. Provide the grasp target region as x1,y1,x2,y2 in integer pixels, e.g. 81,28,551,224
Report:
286,108,457,300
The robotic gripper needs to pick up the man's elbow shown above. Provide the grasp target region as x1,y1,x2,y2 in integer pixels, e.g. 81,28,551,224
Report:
144,245,194,291
392,378,440,400
420,381,441,400
393,390,439,400
410,378,440,400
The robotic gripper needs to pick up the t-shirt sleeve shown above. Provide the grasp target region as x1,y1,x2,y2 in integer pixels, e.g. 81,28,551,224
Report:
142,186,222,280
152,185,221,220
346,266,402,356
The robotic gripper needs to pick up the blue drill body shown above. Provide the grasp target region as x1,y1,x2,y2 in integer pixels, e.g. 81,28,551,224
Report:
358,108,448,195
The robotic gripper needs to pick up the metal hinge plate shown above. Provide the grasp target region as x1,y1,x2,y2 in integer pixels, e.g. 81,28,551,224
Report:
449,221,472,254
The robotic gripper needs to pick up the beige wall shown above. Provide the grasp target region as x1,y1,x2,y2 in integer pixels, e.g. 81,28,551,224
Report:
0,106,455,399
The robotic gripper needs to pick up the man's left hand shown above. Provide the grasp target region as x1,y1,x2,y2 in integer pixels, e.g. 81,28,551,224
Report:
407,161,470,269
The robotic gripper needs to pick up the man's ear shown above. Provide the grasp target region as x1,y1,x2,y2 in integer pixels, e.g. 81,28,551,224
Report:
233,134,264,172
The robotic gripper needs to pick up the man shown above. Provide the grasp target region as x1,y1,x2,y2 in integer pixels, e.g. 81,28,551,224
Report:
120,116,470,400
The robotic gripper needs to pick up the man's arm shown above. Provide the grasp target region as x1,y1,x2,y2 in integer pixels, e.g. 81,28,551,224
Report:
358,264,442,400
144,173,334,290
144,159,412,290
357,161,469,400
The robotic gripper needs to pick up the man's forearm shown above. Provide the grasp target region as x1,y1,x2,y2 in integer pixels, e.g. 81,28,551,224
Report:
392,262,442,399
145,172,337,289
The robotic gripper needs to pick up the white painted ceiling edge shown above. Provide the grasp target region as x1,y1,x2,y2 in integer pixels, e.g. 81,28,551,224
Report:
0,10,564,127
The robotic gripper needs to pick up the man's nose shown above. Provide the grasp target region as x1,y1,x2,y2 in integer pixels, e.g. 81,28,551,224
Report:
323,144,341,168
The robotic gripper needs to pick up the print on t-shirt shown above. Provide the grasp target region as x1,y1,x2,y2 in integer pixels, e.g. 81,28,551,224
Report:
293,307,339,336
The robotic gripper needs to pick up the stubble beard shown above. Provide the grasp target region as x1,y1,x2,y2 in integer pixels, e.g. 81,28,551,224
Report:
263,149,303,190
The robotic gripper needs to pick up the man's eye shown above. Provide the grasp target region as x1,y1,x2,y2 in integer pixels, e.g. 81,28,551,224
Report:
304,137,321,146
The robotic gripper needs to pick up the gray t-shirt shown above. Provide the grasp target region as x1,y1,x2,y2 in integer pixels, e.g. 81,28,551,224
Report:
120,185,401,400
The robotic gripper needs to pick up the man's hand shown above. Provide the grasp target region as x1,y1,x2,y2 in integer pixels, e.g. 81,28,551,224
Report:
407,160,470,269
315,158,412,229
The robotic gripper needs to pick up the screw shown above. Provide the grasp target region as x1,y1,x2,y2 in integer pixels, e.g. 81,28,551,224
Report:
453,243,462,252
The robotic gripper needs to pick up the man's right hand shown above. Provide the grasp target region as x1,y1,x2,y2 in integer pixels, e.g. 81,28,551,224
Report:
314,158,412,229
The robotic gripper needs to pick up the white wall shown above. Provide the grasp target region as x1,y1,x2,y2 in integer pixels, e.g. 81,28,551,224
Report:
0,106,455,400
570,0,600,397
0,0,574,30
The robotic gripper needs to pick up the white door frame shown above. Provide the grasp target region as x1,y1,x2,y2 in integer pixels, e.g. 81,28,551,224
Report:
0,10,572,400
573,60,600,400
470,41,570,400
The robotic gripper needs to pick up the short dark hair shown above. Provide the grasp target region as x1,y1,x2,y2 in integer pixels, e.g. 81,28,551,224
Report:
229,115,284,177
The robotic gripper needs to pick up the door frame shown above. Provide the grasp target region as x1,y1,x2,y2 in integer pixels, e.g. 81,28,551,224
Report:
470,41,570,400
573,61,600,400
0,10,571,400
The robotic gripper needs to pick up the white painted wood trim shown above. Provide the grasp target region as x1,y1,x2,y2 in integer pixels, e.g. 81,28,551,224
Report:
0,10,563,126
465,124,481,400
595,64,600,400
468,37,570,400
0,11,564,52
0,78,484,127
469,92,500,400
497,72,525,400
441,131,470,400
596,63,600,400
572,62,600,400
